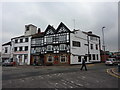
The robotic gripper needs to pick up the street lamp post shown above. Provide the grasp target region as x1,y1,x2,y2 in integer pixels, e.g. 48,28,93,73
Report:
102,27,105,51
102,26,106,61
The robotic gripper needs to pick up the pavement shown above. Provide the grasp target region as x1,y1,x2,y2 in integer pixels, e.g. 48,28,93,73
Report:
107,66,120,79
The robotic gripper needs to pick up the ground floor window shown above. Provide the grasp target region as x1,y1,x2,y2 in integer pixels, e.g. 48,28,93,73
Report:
24,55,28,64
18,55,22,65
84,56,87,62
89,54,91,60
78,56,81,62
60,56,66,63
96,54,99,60
93,54,95,60
47,56,53,62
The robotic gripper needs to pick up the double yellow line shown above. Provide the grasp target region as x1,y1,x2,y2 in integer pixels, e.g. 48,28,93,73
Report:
106,68,120,79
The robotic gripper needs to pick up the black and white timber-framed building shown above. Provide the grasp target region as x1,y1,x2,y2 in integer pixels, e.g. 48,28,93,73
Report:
31,22,71,65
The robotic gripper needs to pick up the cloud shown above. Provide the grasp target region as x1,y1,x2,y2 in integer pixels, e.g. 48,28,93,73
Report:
1,2,118,52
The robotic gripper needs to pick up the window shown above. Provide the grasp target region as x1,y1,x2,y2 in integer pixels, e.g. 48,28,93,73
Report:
96,54,99,60
48,56,53,62
84,56,87,62
93,54,95,60
89,54,91,60
72,41,80,47
46,37,52,43
60,44,66,50
91,44,93,49
36,47,41,52
78,56,81,62
35,38,42,45
25,38,28,42
47,45,53,51
96,44,98,50
59,35,66,42
5,47,8,53
25,46,28,51
53,36,56,42
20,39,23,43
90,36,98,41
19,47,22,51
26,26,29,31
14,47,17,51
60,56,66,62
15,39,18,43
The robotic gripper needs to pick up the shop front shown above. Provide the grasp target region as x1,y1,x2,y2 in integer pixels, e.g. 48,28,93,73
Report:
30,54,44,65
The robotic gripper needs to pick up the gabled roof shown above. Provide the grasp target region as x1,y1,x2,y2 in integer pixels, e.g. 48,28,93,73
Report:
44,25,56,35
56,22,71,33
2,41,11,46
82,31,100,38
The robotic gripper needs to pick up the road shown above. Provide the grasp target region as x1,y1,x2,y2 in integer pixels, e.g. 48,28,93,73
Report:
2,63,119,88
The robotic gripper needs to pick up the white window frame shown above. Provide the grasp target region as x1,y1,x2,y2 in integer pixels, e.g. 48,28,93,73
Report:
47,56,53,62
47,45,53,51
60,44,66,50
59,35,66,42
46,36,52,43
60,56,67,63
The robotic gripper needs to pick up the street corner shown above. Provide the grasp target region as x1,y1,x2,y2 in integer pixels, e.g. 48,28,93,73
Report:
107,68,120,79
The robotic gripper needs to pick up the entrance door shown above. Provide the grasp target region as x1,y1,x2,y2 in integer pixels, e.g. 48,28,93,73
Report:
54,56,59,64
84,56,87,62
19,55,22,65
40,55,44,65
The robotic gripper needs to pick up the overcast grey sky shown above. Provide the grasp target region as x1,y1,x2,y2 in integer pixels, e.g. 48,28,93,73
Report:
1,2,118,52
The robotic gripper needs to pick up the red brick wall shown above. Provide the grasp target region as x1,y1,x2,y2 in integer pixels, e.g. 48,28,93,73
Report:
101,55,109,62
44,53,70,65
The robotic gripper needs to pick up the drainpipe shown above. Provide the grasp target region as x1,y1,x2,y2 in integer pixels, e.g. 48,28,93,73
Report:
87,35,90,62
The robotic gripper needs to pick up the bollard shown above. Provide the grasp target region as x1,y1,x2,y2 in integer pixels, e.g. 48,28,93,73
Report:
118,64,120,72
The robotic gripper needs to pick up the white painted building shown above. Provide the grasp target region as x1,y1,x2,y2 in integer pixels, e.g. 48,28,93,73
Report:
1,42,11,62
11,24,37,65
70,30,101,64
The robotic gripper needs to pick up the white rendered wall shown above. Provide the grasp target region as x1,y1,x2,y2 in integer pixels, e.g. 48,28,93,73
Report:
70,30,101,64
25,25,37,36
88,37,101,62
2,45,11,59
11,36,31,65
70,30,88,64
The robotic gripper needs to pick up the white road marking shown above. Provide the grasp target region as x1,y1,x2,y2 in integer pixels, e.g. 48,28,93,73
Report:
19,79,25,82
38,76,44,79
77,83,84,87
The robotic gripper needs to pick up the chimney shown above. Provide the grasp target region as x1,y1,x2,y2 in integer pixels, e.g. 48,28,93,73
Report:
38,28,41,33
88,31,92,34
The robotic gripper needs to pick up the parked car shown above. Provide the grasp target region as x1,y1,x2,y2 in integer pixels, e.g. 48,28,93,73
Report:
105,58,119,65
2,59,16,66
